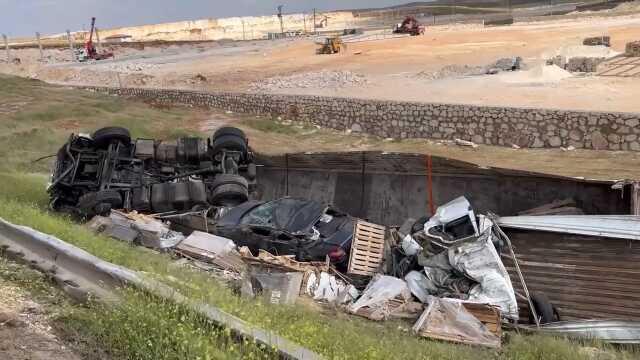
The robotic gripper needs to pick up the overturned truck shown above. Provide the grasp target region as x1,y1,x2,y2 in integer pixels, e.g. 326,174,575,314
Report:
48,126,256,218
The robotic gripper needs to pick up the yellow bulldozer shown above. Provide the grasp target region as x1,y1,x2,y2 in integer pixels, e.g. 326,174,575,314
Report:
317,37,345,55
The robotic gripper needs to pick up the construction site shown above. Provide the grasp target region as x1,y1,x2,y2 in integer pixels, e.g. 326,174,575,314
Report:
1,1,640,359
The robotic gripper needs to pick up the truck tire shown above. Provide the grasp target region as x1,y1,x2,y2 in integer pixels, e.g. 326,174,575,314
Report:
529,293,558,325
92,127,131,149
208,174,248,206
212,127,248,155
77,190,123,218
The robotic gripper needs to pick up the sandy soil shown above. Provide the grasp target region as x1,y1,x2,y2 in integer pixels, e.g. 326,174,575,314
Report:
0,282,81,360
2,10,640,112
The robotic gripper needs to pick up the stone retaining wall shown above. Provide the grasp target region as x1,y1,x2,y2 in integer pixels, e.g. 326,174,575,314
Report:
84,86,640,151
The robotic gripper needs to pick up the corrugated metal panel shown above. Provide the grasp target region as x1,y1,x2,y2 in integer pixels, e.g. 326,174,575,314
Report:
499,215,640,240
502,229,640,321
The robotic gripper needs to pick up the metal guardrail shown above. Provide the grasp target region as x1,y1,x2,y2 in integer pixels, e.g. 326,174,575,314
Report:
0,217,322,360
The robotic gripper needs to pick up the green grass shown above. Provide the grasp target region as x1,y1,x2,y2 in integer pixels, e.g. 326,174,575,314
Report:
0,74,638,359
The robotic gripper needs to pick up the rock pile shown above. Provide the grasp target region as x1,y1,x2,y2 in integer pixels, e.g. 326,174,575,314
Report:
566,57,605,73
248,70,368,92
583,36,610,47
415,64,485,80
626,41,640,57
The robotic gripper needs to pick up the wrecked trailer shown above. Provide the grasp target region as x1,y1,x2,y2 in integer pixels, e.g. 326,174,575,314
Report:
49,126,257,217
253,151,640,323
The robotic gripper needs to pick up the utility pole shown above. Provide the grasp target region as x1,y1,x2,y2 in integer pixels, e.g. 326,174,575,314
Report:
66,30,75,62
303,13,307,34
313,8,317,35
36,32,44,60
3,34,9,63
277,5,284,35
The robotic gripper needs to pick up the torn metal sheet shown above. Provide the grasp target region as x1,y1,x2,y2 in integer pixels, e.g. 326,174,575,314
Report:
450,231,519,320
497,215,640,240
413,297,502,348
533,320,640,344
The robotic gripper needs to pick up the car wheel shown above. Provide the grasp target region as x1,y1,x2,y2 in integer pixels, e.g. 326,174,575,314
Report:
211,127,248,155
529,292,558,325
92,127,131,149
208,174,248,206
77,190,123,218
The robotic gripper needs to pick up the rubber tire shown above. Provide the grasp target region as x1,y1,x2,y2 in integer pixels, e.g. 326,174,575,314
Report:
92,127,131,149
211,127,248,155
208,174,248,206
77,190,123,218
213,127,247,140
529,293,557,325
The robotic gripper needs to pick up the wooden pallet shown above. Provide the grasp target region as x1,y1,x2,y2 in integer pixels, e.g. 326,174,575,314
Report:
347,220,387,276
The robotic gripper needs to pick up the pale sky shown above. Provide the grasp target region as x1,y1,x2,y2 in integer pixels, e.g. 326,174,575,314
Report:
0,0,413,36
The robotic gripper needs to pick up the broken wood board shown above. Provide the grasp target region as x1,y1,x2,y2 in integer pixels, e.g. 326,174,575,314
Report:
242,249,330,273
347,220,387,276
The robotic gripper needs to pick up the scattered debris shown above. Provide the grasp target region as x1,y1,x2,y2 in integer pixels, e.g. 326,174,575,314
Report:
626,41,640,57
305,271,359,304
348,275,414,321
583,36,611,47
485,57,523,74
455,138,479,148
175,231,246,273
242,269,304,305
566,57,605,73
413,297,502,348
87,210,184,249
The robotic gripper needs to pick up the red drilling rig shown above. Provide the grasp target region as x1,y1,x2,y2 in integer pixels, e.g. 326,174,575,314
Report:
79,17,114,61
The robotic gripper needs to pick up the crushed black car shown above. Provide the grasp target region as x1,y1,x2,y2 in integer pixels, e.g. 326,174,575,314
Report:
212,197,355,267
49,126,256,218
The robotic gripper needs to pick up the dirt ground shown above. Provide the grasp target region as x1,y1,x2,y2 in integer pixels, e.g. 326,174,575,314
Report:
2,8,640,112
0,281,80,360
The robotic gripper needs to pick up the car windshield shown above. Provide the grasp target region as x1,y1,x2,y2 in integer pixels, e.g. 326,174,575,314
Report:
240,201,278,226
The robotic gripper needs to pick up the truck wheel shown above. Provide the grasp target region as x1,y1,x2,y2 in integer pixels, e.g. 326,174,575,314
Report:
529,293,558,325
77,190,123,218
212,127,248,155
208,174,248,206
92,127,131,149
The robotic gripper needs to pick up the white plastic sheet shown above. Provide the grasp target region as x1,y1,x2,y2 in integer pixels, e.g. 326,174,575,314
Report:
413,297,501,348
349,275,411,315
305,272,358,305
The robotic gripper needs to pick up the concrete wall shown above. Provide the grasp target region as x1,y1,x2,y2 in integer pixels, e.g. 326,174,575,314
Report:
84,86,640,151
254,152,630,226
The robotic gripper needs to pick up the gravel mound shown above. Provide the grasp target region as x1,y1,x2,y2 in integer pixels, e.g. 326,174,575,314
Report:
248,70,368,92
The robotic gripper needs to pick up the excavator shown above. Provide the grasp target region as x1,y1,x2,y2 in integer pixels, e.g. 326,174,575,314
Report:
393,16,426,36
76,17,114,62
